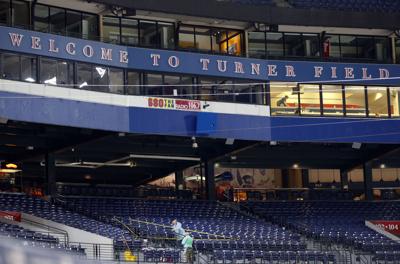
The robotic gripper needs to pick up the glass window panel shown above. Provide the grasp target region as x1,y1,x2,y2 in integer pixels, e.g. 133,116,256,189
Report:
158,22,174,49
211,29,227,54
66,10,81,38
235,83,252,104
389,87,400,117
266,32,284,58
345,86,366,117
367,86,388,117
375,37,390,62
217,80,234,102
299,84,320,115
195,27,211,52
356,36,375,60
21,56,36,83
144,74,162,96
34,4,49,32
0,0,10,25
93,65,109,92
270,82,299,115
139,20,158,48
109,68,124,94
248,31,266,59
40,58,57,84
41,59,72,86
227,31,242,56
340,35,357,59
197,78,216,101
49,7,65,34
284,33,304,57
57,60,73,86
82,13,98,40
178,76,193,99
178,26,195,50
163,75,181,97
3,53,20,80
12,0,28,28
76,63,92,89
102,17,120,44
323,35,340,58
303,34,319,57
322,85,343,116
127,71,141,95
121,18,138,46
236,83,265,105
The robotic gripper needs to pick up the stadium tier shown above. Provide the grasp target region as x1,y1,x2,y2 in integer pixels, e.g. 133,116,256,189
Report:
1,0,400,262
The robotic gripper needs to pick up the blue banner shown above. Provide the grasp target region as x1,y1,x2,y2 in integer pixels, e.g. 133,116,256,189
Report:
1,26,399,85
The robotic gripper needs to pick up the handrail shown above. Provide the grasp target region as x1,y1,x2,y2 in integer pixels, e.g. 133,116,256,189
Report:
128,217,238,240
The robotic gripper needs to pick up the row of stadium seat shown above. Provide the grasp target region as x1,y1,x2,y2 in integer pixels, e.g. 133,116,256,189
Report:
0,222,58,244
212,250,335,263
244,201,400,260
57,184,192,199
0,222,85,256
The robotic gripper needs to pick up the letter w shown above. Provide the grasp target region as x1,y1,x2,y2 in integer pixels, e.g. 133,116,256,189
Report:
9,33,24,47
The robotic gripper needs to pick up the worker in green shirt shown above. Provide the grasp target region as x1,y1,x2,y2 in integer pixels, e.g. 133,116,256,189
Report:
181,232,194,263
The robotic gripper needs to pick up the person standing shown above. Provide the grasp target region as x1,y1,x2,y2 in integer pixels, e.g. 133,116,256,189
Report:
181,232,194,263
171,219,185,246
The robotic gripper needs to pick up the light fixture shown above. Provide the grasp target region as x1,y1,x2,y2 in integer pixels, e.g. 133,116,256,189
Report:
26,146,34,150
293,163,299,169
95,67,106,78
214,163,220,168
380,164,386,169
191,137,198,149
25,77,35,82
84,174,92,180
231,156,237,160
352,142,362,149
118,132,126,137
128,160,137,167
225,138,234,145
270,141,278,146
44,76,57,85
5,163,17,169
79,82,88,88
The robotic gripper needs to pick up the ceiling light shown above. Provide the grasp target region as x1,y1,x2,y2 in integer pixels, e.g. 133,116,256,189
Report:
79,82,88,88
5,163,17,169
95,67,106,78
44,76,57,85
26,146,34,150
352,142,362,149
380,164,386,169
225,138,234,145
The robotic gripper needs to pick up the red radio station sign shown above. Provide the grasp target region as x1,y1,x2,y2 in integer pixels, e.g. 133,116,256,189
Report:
148,97,201,111
371,220,400,235
0,211,21,222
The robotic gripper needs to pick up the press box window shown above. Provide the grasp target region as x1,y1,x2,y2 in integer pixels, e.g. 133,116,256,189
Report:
367,87,388,118
345,86,366,117
322,85,344,116
270,83,299,115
